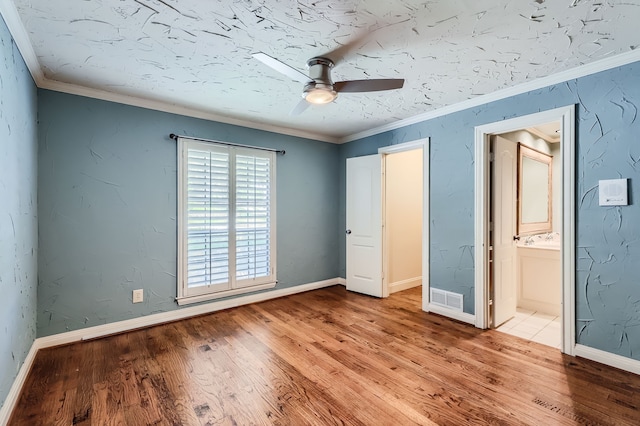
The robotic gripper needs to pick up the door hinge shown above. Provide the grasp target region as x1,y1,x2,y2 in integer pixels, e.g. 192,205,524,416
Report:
489,152,495,162
489,299,493,305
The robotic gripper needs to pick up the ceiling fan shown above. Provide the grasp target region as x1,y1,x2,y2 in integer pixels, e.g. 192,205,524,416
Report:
252,52,405,115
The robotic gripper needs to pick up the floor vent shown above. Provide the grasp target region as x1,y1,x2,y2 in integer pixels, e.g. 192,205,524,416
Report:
430,288,463,312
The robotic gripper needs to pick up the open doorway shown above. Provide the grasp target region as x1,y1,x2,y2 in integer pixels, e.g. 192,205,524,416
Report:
382,148,423,302
345,138,430,308
378,139,429,308
474,105,576,355
490,124,562,349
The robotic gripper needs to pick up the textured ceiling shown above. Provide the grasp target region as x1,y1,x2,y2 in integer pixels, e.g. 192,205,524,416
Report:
9,0,640,140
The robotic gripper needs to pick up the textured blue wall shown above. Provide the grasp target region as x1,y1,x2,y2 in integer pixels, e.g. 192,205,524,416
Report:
339,62,640,360
0,16,38,409
37,91,340,337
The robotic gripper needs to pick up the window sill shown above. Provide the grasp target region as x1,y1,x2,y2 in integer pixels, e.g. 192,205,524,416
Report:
176,281,277,306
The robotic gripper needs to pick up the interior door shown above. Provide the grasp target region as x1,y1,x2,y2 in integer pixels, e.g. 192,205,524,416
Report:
492,136,517,327
346,154,383,297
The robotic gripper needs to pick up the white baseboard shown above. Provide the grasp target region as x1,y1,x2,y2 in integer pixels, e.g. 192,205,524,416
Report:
427,303,476,325
574,344,640,375
39,278,342,347
0,342,40,425
5,284,640,423
0,277,342,423
337,277,346,286
389,277,422,294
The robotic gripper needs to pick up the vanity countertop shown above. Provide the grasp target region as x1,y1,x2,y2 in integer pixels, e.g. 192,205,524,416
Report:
516,233,561,250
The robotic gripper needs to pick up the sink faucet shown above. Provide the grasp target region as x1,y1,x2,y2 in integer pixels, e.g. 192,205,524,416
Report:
524,236,535,246
545,232,555,241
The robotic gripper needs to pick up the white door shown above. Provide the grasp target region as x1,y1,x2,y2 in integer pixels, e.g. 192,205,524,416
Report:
346,154,383,297
492,136,517,327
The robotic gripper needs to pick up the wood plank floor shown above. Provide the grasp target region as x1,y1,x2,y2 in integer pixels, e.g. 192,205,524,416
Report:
10,285,640,425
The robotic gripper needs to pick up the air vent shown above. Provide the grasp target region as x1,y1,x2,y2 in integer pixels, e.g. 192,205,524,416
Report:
430,288,463,312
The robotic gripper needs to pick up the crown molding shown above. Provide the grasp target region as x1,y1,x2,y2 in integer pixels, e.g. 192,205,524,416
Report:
340,50,640,143
0,0,43,83
0,1,339,144
39,79,340,143
526,127,561,144
3,0,640,146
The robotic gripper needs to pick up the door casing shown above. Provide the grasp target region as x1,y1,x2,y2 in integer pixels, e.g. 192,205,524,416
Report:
474,105,576,355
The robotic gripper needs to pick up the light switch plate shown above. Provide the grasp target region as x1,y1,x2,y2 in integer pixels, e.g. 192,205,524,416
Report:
599,179,628,206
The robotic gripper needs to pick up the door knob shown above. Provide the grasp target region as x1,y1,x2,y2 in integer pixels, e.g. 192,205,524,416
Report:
346,229,352,234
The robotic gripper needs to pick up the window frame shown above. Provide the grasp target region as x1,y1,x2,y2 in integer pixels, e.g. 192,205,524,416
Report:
177,138,277,305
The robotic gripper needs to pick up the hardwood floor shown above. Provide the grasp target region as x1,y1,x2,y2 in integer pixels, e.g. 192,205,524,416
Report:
10,285,640,425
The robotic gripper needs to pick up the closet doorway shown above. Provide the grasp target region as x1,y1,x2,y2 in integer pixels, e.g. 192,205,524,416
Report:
382,147,423,299
345,139,429,307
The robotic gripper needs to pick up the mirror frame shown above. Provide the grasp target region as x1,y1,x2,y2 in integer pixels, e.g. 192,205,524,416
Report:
517,143,553,235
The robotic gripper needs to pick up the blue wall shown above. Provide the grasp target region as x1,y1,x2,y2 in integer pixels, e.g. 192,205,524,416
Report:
339,62,640,360
37,91,340,337
0,16,38,409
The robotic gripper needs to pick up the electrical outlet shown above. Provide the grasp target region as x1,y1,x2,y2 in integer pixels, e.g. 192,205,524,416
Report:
132,289,144,303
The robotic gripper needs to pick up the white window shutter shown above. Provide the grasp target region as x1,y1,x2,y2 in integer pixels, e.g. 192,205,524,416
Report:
178,139,276,303
235,154,272,283
186,148,230,289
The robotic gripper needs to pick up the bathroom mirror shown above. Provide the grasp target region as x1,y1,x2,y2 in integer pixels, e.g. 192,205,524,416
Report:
517,143,552,235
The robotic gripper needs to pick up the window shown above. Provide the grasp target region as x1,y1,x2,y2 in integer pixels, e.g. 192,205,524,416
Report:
177,138,276,305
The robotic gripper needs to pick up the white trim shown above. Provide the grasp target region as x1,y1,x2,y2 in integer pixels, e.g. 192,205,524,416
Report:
389,277,422,294
2,297,638,424
36,278,341,347
474,128,490,329
40,79,339,143
176,282,277,306
5,0,639,145
341,51,640,143
377,139,426,154
0,341,39,425
575,344,640,376
0,0,44,84
378,138,430,311
177,140,278,302
474,106,576,357
0,277,338,422
337,277,346,286
0,0,337,145
561,107,576,355
427,304,476,325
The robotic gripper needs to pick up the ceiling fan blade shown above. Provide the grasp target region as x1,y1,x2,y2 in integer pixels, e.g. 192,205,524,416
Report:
252,52,310,83
334,79,405,93
289,98,310,116
321,32,370,65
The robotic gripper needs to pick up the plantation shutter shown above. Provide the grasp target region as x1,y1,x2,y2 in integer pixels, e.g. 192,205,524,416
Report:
235,153,272,285
186,147,230,291
178,138,276,303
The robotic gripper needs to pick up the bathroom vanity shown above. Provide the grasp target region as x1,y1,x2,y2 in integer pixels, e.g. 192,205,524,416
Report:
516,235,561,316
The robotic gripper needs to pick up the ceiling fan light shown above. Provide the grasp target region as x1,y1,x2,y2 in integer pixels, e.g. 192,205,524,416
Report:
304,87,337,104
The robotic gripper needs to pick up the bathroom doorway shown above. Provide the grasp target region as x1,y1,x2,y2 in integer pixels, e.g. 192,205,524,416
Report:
490,125,562,348
474,106,576,355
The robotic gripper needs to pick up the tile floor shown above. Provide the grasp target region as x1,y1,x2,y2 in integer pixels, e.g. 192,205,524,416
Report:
496,308,561,349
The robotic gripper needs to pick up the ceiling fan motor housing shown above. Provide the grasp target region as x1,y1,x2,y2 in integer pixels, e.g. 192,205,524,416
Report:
303,57,337,103
307,57,334,85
